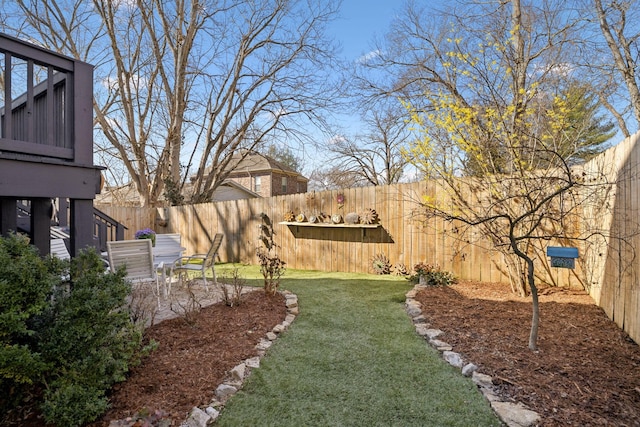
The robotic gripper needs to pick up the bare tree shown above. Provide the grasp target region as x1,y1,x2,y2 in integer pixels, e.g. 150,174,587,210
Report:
319,106,413,187
186,1,339,203
308,165,366,191
264,144,304,173
2,0,339,206
586,0,640,136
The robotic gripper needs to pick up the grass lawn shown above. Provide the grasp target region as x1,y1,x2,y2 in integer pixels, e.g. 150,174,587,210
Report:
213,264,501,426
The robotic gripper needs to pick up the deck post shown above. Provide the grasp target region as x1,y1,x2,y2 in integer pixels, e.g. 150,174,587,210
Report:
57,198,69,227
31,198,52,256
73,61,94,165
0,198,18,236
69,199,95,256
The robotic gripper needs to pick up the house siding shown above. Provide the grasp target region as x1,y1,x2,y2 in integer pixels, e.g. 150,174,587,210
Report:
228,170,306,197
297,178,308,193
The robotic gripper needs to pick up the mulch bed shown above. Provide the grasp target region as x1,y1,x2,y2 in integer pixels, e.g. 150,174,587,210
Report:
414,281,640,426
90,289,287,426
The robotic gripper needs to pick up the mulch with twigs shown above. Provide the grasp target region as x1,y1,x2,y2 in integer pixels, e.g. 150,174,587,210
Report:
88,288,287,426
414,280,640,426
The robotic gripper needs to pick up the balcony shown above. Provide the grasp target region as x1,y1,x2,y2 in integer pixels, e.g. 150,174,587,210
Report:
0,32,103,256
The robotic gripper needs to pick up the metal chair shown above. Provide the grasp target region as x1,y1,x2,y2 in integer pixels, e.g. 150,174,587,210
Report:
170,233,224,291
106,239,160,303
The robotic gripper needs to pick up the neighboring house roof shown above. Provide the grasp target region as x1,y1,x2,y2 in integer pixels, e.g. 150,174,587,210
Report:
226,151,308,181
97,152,306,206
210,180,261,201
95,183,141,207
96,179,260,207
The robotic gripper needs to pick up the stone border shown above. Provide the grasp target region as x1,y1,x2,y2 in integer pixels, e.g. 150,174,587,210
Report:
180,290,299,427
405,284,541,427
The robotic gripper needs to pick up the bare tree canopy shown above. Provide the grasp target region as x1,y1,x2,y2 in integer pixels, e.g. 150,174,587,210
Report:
312,103,415,189
1,0,340,206
582,0,640,137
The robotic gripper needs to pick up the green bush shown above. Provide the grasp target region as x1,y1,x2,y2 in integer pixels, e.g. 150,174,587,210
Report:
409,262,457,286
424,269,457,286
0,234,56,401
0,234,146,427
41,382,110,427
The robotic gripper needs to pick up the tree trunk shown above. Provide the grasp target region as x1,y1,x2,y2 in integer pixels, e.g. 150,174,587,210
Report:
526,256,539,351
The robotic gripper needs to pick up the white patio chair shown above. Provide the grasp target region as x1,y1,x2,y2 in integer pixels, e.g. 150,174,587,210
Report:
169,233,224,292
154,233,183,259
153,233,185,296
107,239,160,304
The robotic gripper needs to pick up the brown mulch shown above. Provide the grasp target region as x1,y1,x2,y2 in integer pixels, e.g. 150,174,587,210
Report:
90,289,287,426
414,281,640,427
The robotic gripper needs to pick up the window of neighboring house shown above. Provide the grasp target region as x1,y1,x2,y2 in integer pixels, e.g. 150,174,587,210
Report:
254,176,262,193
282,176,288,193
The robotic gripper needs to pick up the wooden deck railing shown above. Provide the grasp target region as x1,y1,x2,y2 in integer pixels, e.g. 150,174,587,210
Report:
16,198,126,253
0,33,93,164
92,208,126,252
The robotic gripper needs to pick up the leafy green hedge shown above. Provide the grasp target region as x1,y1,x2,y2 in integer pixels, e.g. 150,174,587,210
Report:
0,233,146,426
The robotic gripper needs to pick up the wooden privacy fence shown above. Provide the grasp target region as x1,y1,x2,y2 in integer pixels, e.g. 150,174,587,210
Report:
98,133,640,344
580,132,640,345
99,182,579,286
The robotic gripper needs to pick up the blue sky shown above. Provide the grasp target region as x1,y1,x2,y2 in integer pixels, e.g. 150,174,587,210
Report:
295,1,406,174
331,0,403,62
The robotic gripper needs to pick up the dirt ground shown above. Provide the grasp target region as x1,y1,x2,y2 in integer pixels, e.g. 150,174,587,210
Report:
414,281,640,426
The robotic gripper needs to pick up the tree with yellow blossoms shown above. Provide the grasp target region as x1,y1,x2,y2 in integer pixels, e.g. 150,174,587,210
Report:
372,0,616,350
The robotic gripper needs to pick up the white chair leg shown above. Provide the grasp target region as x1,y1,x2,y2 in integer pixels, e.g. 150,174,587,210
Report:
167,268,174,296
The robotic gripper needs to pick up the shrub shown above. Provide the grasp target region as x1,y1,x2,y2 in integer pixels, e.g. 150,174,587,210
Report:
424,269,457,286
128,284,158,328
219,268,245,307
41,382,109,426
38,248,145,426
0,235,146,427
0,234,57,407
169,277,203,326
257,213,286,296
410,262,457,286
257,248,286,296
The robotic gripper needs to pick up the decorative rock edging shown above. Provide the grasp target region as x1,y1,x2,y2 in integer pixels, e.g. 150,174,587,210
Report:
177,290,299,427
405,284,541,427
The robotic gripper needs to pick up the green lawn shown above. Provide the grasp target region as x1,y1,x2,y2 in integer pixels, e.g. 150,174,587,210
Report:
213,265,500,426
